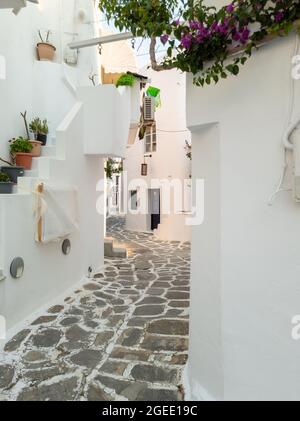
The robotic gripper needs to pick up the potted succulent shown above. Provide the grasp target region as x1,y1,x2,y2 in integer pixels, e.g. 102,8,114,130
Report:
0,165,24,183
21,112,42,157
0,172,13,194
0,154,25,183
29,117,49,145
37,119,49,145
37,30,56,61
9,137,33,170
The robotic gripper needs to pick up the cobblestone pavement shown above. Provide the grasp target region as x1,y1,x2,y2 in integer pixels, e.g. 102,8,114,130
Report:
0,217,190,401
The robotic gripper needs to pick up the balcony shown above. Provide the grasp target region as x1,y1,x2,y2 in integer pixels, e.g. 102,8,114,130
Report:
0,1,38,14
77,84,140,158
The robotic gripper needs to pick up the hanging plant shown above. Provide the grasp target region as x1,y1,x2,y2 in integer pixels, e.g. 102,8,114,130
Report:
185,140,192,160
98,1,300,87
116,73,137,87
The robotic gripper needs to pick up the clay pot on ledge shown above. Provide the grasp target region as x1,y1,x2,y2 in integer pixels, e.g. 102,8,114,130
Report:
29,140,42,157
37,43,56,61
15,153,33,170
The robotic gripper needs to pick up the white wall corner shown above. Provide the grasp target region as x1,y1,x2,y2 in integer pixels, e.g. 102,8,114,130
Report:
0,270,5,282
183,362,217,401
0,54,6,80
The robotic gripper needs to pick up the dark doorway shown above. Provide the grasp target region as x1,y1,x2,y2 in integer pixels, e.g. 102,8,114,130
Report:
149,189,161,230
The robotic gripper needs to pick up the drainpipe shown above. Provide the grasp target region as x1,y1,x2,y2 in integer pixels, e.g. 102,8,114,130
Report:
283,117,300,150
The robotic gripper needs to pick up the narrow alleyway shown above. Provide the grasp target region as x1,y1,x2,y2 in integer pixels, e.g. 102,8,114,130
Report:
0,217,190,401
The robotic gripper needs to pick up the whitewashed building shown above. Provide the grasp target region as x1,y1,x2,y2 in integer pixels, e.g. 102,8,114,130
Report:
0,1,138,334
124,67,192,242
184,1,300,401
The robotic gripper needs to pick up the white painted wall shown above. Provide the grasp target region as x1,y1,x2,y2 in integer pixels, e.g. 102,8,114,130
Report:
0,1,111,333
186,31,300,400
124,68,192,241
0,0,100,159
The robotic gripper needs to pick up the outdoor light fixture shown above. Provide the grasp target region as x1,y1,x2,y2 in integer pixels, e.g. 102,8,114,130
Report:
62,239,71,255
10,257,24,279
141,154,152,176
141,163,148,176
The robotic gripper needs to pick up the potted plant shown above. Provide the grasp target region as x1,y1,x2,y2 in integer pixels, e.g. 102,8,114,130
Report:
29,117,49,146
0,172,13,194
116,73,137,88
37,119,49,145
9,137,33,170
37,30,56,61
21,112,42,157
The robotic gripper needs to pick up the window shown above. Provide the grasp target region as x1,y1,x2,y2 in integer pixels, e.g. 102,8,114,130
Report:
130,190,138,211
145,124,157,153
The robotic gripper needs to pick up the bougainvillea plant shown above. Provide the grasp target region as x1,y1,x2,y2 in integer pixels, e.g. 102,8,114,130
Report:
98,1,300,87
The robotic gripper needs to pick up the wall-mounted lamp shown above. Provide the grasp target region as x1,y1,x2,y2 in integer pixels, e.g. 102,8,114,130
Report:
77,8,88,23
141,163,148,176
141,154,152,176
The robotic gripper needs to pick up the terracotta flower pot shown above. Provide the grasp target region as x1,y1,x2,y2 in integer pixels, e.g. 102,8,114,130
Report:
37,42,56,61
29,140,42,157
15,153,33,170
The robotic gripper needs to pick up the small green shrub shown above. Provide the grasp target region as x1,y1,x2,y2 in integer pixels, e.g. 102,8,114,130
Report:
39,119,49,135
10,137,33,154
116,73,136,88
29,117,40,135
0,172,11,183
29,118,49,135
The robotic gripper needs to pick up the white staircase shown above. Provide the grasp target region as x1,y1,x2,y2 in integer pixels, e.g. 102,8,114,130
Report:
17,141,59,195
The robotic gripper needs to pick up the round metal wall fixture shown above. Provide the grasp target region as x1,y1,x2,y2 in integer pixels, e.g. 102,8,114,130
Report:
62,239,71,255
10,257,24,279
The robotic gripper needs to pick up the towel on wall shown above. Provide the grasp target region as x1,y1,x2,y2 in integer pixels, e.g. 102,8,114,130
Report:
35,183,79,243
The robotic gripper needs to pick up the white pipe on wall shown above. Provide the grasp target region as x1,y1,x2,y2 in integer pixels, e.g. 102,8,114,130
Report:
283,118,300,150
69,32,133,50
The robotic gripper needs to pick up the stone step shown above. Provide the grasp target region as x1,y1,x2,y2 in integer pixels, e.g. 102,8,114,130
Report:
104,239,113,257
104,238,127,258
24,170,38,178
41,145,56,157
113,247,127,258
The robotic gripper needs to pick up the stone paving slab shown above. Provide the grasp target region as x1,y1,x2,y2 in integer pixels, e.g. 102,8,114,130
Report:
0,216,190,401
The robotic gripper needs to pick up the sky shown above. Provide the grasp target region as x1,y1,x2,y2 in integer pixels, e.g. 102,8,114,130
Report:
98,12,167,70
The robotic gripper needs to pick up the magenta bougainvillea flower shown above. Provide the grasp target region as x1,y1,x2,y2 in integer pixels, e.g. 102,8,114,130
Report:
160,34,169,44
226,3,235,13
275,12,284,22
181,33,193,49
